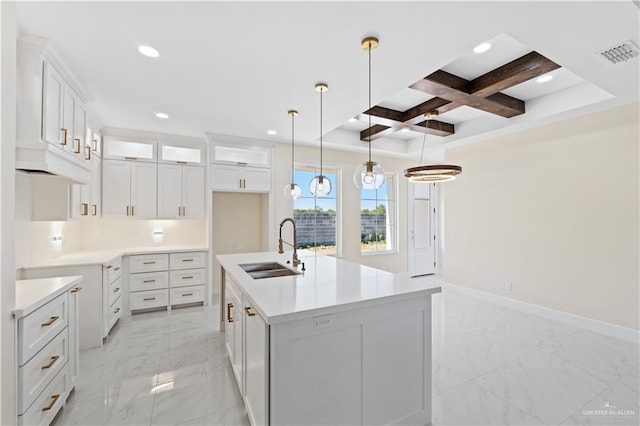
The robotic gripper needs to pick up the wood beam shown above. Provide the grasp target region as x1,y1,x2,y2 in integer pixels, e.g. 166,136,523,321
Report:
411,120,455,136
360,124,393,141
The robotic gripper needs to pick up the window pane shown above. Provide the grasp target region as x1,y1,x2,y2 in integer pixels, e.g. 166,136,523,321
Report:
360,173,396,254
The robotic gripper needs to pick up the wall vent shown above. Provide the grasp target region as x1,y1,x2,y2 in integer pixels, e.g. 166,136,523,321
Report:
597,40,639,64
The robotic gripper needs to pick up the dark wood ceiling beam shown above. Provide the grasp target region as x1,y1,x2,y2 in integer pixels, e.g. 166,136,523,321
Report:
402,97,452,125
360,124,393,141
470,51,561,97
411,120,455,136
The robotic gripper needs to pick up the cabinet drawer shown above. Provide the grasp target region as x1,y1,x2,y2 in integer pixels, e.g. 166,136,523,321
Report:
129,254,169,273
129,271,169,292
169,268,205,288
18,365,67,426
18,293,68,366
105,258,122,283
170,285,205,306
108,276,123,307
130,289,168,311
108,295,122,330
18,329,68,414
170,252,206,270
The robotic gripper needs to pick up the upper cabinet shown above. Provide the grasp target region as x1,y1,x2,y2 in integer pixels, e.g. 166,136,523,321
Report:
103,137,157,162
158,164,205,219
103,159,157,219
209,139,272,193
16,36,92,183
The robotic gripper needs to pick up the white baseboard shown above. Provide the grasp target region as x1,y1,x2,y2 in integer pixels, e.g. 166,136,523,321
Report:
443,281,640,344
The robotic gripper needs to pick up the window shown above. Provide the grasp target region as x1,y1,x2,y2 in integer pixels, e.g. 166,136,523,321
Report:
293,166,339,256
360,173,397,253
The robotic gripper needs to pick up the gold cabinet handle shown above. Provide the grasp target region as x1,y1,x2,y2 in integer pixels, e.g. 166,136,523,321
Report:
41,316,59,327
60,128,68,145
182,259,194,262
182,206,186,216
227,303,234,323
81,203,89,216
126,206,130,216
74,138,81,154
181,276,193,280
105,265,112,269
92,138,98,151
42,394,60,412
177,161,187,165
143,297,156,301
124,156,137,160
41,355,60,370
143,279,156,283
92,204,97,216
178,206,182,216
131,205,134,216
84,145,91,160
114,267,120,272
143,261,156,265
70,286,82,293
244,306,256,317
182,293,194,297
114,307,120,313
113,287,120,292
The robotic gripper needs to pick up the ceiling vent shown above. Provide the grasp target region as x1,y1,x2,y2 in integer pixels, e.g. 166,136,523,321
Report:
597,40,639,64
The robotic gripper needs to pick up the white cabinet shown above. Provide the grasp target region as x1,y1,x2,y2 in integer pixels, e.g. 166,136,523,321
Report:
41,62,64,146
103,258,122,337
68,285,81,390
211,164,271,193
158,164,205,218
70,154,101,219
90,155,102,217
243,302,268,426
224,277,243,393
103,159,157,218
103,137,157,162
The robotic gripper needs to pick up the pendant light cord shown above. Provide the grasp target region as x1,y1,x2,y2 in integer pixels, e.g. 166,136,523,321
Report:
291,113,295,184
320,87,323,177
368,42,372,163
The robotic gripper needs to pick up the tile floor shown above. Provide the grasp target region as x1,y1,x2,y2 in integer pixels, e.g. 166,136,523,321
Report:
53,289,639,425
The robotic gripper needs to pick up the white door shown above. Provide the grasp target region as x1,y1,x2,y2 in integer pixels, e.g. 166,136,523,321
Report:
408,182,436,276
182,166,205,218
157,164,182,218
102,159,131,218
42,62,64,145
243,167,271,192
211,164,241,191
131,162,157,218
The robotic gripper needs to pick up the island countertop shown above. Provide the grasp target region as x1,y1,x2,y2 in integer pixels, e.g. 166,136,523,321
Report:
217,251,442,324
14,276,83,319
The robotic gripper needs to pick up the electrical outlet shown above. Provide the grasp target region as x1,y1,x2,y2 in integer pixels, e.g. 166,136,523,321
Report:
505,281,512,291
314,315,333,330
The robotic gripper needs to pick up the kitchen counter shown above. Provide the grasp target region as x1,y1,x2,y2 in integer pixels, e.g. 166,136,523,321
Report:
20,245,209,269
14,276,83,318
217,250,442,324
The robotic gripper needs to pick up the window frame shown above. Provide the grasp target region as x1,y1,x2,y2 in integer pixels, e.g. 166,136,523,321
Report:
360,172,398,256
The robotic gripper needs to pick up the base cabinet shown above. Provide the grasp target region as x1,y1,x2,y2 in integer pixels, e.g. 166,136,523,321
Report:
243,302,268,426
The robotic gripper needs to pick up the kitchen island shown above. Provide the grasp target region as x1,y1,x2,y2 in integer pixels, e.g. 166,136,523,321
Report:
218,251,442,426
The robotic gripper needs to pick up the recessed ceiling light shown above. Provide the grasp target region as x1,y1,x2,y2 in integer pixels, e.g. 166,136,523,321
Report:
400,128,410,133
267,130,277,135
348,117,357,123
138,45,159,58
155,112,169,119
473,42,492,54
536,74,554,83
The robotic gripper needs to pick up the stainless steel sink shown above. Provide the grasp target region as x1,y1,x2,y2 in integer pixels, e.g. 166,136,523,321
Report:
239,262,301,279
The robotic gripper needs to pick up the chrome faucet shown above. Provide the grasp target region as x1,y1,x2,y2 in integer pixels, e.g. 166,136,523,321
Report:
278,217,300,267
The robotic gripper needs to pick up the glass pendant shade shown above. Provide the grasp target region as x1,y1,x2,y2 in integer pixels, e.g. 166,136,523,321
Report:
309,175,331,196
354,161,385,189
283,182,302,199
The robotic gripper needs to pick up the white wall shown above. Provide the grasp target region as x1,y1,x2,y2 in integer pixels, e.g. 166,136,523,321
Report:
443,103,639,329
274,143,419,273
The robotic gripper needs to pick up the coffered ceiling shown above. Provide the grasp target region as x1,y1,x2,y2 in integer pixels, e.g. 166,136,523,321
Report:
15,1,640,157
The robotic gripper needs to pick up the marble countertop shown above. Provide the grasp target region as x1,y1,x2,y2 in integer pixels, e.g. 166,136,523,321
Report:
14,276,83,319
20,245,209,270
217,251,442,324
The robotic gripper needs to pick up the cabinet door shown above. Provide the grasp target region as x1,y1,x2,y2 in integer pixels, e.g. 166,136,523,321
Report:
74,101,87,159
70,184,91,219
68,286,81,390
211,164,241,191
131,162,157,218
102,160,131,218
244,303,268,426
91,156,101,217
62,89,76,155
243,167,271,192
42,62,64,146
157,164,182,218
182,166,205,218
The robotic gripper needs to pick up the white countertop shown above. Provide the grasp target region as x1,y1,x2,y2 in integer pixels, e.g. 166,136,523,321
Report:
217,251,442,324
14,276,83,319
20,245,209,269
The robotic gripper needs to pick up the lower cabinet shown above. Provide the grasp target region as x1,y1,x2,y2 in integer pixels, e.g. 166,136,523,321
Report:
224,277,243,391
103,257,122,337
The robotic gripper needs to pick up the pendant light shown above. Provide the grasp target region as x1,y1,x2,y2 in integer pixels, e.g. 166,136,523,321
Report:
354,36,385,190
404,110,462,182
310,83,332,196
283,110,302,199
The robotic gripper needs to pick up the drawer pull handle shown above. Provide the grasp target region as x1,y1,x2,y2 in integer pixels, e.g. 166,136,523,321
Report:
81,203,89,216
124,156,137,161
182,276,194,280
143,261,156,265
182,293,194,297
182,259,194,262
114,307,121,313
41,355,60,370
92,204,97,216
143,279,156,283
114,267,120,272
105,265,112,269
227,303,234,323
70,286,82,293
41,316,59,327
42,394,60,412
143,297,156,301
60,128,68,145
113,287,120,292
244,307,256,317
